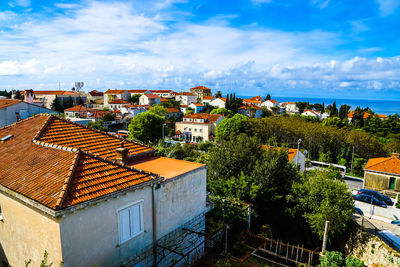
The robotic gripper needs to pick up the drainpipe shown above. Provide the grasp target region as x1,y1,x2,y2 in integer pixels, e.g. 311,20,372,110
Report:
152,183,158,267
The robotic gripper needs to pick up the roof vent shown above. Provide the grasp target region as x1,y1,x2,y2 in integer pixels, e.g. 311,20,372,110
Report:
1,134,13,143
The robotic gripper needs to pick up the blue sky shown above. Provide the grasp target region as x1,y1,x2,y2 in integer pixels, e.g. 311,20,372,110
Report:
0,0,400,99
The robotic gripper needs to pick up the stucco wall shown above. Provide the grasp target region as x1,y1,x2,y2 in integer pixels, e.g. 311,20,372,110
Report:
155,168,207,239
365,171,400,191
0,192,63,267
58,186,154,267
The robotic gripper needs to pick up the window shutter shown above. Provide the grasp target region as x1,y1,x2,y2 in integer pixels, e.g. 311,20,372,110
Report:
119,208,130,243
130,204,141,235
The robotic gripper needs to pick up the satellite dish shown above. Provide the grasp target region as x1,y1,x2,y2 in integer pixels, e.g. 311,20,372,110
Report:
75,82,84,92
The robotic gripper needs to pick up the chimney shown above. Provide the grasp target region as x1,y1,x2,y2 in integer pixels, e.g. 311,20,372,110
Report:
392,153,400,159
116,138,129,163
11,90,17,99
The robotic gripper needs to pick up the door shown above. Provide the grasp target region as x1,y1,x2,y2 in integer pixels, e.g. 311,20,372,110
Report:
389,177,396,190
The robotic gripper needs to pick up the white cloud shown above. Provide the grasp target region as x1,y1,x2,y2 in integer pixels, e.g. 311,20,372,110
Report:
312,0,330,9
9,0,30,8
0,0,399,97
376,0,400,16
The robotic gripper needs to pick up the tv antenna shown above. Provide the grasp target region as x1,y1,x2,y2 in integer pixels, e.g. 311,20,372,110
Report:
74,82,84,92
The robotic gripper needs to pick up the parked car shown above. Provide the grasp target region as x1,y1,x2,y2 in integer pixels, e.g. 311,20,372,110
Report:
353,194,387,208
358,189,393,206
354,207,364,216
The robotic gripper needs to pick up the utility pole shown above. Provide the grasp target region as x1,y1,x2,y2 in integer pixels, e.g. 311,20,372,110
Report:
350,146,355,175
321,220,329,254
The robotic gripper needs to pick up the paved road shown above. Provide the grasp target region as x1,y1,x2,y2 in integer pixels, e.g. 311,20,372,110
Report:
354,200,399,222
344,177,363,191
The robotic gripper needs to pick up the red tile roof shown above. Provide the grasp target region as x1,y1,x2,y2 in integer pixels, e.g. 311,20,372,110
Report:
190,103,204,107
262,145,298,162
109,99,128,104
203,96,214,100
88,90,104,97
105,89,127,94
175,92,196,96
64,105,93,112
365,155,400,175
167,108,181,113
0,114,204,211
0,99,22,109
190,86,211,90
238,104,261,110
33,90,79,95
184,113,222,122
144,94,160,99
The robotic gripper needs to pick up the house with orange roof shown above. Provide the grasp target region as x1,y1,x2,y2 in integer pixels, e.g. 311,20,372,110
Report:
301,109,321,118
0,114,207,266
202,95,214,104
139,94,161,106
188,102,205,113
25,90,86,109
363,153,400,191
189,86,212,100
109,99,129,110
209,97,226,109
347,111,388,122
175,113,223,142
166,107,182,119
238,104,262,118
243,96,263,107
64,104,94,118
262,145,306,172
0,99,57,127
261,99,283,113
174,92,197,105
104,89,131,108
281,102,299,114
87,90,104,108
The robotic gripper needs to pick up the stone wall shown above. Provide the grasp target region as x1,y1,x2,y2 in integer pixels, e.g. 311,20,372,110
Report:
347,229,400,266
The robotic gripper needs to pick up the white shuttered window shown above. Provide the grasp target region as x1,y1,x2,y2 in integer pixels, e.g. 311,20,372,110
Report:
118,202,143,244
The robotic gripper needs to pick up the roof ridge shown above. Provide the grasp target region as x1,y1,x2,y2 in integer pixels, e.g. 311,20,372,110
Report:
49,115,154,150
33,114,54,140
0,113,49,131
55,149,81,210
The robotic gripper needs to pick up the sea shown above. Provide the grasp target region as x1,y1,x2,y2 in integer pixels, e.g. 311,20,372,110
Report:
237,96,400,115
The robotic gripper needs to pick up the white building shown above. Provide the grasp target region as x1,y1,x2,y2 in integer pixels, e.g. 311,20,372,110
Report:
202,96,214,105
175,92,197,106
209,97,226,109
0,99,57,127
104,90,131,108
281,102,299,114
26,90,86,109
109,99,129,111
175,113,223,142
120,104,150,116
261,99,281,111
139,94,161,106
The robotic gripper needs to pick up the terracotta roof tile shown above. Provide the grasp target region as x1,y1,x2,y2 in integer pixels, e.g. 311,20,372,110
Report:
35,116,154,160
109,99,128,104
190,86,211,90
33,90,79,96
0,115,158,210
365,156,400,175
184,113,222,122
167,108,180,113
0,99,22,109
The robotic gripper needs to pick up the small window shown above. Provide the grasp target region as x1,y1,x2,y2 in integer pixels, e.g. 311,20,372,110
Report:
118,202,143,244
194,128,197,132
199,129,202,132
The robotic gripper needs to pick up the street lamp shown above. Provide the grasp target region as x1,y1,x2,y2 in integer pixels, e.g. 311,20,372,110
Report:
296,138,302,165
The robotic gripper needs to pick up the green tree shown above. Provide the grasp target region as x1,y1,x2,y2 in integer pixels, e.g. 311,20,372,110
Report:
128,112,165,143
149,104,167,117
185,107,194,115
289,169,354,241
64,96,74,109
210,108,234,117
215,114,247,141
87,120,107,131
130,94,141,104
15,90,24,99
77,96,85,105
102,113,116,121
261,107,272,118
51,96,63,112
215,90,222,98
339,104,351,120
314,103,324,112
265,94,271,101
320,251,344,267
330,101,338,117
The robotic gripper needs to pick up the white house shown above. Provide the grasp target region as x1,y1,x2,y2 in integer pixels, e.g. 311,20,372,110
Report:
301,109,321,118
209,97,226,109
120,104,150,116
0,99,57,127
281,102,299,114
104,90,131,107
261,99,281,111
238,105,262,118
109,99,129,111
188,103,205,113
26,90,86,109
0,114,207,267
139,94,161,106
175,92,197,105
175,113,223,142
243,96,263,107
202,96,214,105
